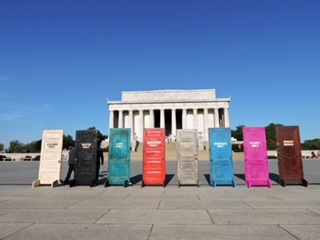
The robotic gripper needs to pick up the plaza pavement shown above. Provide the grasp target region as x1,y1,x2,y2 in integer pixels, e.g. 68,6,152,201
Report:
0,160,319,240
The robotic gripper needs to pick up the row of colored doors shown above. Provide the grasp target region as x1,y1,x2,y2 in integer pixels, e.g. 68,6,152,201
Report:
210,125,308,188
106,128,203,188
73,126,308,188
211,125,308,188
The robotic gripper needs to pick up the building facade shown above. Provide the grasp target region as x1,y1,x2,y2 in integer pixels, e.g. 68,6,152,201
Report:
107,89,231,144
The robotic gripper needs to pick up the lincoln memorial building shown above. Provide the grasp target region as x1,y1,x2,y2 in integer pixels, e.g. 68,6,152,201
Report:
107,89,231,145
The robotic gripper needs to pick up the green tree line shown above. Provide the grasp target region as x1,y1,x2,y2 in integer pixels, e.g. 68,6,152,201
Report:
1,124,319,153
0,127,107,153
231,123,320,151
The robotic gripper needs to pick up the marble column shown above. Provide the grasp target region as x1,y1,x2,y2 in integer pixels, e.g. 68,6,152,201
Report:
193,108,198,131
171,109,176,137
109,110,114,129
204,108,208,141
139,109,143,139
160,109,165,128
214,108,219,128
129,110,133,137
149,109,154,128
224,108,230,128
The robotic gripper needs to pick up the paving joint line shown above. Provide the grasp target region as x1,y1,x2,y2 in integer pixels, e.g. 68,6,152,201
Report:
307,208,320,216
205,209,215,225
146,224,154,240
240,200,255,209
2,222,35,239
197,194,201,200
121,194,130,200
65,200,83,209
278,224,300,240
92,209,111,224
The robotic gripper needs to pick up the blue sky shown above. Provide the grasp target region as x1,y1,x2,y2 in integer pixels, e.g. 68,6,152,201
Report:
0,0,319,148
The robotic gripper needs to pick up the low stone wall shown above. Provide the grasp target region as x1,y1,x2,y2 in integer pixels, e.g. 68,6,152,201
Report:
0,153,40,161
2,149,319,162
0,150,70,161
267,150,320,158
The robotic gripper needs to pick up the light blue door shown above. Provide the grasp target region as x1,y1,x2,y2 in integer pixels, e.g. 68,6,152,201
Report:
209,128,232,161
209,128,236,187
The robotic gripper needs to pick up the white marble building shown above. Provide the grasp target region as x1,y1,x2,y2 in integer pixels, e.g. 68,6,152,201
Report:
107,89,231,144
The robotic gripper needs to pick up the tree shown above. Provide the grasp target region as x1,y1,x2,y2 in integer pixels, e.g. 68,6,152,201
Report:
230,123,288,150
0,143,4,152
231,125,245,141
9,140,25,153
24,140,42,153
265,123,284,150
33,140,42,152
87,127,108,143
301,139,320,150
63,135,74,150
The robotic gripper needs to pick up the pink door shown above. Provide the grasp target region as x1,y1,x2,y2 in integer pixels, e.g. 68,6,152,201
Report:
243,127,271,188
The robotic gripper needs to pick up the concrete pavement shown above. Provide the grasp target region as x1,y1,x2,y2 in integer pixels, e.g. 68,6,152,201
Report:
0,160,320,240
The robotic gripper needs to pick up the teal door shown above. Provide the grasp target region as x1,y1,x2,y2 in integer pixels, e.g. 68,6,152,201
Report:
106,128,131,187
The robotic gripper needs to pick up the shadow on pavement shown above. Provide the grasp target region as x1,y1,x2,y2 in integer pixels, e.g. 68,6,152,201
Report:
204,174,210,185
165,174,175,187
234,173,245,181
269,173,280,184
130,174,142,185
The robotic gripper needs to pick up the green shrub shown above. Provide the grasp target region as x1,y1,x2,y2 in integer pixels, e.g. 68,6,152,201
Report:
102,146,109,152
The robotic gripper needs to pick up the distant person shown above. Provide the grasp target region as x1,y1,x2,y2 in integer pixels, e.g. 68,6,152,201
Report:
94,142,104,186
63,143,77,185
311,151,316,158
134,133,140,152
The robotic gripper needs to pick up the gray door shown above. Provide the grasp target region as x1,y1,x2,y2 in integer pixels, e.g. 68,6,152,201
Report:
177,129,199,187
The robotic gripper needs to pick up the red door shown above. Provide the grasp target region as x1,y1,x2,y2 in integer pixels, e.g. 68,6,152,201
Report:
276,126,308,187
142,128,166,187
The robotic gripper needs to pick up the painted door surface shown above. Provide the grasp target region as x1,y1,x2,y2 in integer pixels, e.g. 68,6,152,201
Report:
75,130,97,185
142,128,166,187
209,128,236,187
276,126,308,187
243,127,271,188
107,128,131,186
33,130,64,187
177,129,199,187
